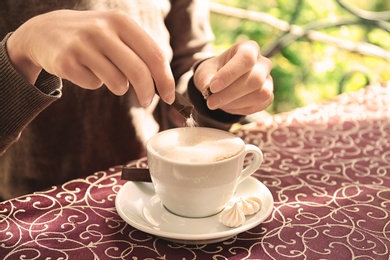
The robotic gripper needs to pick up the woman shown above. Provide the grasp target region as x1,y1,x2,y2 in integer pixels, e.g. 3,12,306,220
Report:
0,0,273,199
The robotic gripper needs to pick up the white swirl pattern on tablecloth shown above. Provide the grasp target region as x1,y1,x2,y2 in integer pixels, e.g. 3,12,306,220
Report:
0,85,389,259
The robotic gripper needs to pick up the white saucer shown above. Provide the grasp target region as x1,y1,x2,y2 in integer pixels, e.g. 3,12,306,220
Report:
115,177,274,245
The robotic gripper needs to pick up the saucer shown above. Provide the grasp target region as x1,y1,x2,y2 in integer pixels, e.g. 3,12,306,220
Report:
115,177,274,245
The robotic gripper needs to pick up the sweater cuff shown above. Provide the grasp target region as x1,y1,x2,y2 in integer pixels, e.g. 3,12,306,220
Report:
187,76,243,130
0,33,62,153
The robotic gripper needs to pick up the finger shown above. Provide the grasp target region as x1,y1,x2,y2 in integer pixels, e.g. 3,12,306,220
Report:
209,41,260,93
118,15,175,104
79,44,130,96
218,75,274,114
100,39,155,105
57,54,103,90
66,65,103,90
193,58,219,94
207,62,271,109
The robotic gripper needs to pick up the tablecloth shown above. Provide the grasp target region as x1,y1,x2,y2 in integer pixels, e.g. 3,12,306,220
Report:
1,84,389,259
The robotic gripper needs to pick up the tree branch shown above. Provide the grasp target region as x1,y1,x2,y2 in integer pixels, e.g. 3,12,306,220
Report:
210,2,390,61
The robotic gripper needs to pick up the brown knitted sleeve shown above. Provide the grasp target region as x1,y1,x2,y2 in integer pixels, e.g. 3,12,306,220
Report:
165,0,243,130
0,33,62,155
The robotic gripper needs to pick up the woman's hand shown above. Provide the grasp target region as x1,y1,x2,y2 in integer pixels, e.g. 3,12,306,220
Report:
194,40,273,115
7,9,175,106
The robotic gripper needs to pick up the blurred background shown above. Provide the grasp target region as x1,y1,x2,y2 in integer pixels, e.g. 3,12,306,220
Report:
209,0,390,113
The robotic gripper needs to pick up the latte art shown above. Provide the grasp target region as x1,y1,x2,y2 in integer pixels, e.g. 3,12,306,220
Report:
149,128,244,163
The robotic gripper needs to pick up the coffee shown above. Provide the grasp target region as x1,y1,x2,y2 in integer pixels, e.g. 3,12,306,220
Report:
146,127,264,217
148,127,244,163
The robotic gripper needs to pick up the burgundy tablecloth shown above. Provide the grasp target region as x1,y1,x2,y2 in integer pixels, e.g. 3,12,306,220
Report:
1,84,390,259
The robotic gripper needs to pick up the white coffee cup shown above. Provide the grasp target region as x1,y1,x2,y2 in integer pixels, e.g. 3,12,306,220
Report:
146,127,264,218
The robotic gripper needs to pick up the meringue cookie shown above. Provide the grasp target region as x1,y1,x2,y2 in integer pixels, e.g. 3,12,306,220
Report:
239,196,262,215
220,202,246,228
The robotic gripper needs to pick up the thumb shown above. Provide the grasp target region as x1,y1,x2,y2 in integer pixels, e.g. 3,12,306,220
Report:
193,57,218,97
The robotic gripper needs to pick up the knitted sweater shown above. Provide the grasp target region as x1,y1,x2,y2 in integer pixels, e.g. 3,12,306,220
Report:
0,0,241,199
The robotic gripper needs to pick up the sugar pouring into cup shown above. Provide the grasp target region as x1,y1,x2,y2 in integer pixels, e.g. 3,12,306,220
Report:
146,127,264,218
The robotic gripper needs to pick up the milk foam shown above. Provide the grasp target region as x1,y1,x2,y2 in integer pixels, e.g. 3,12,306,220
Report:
151,128,244,163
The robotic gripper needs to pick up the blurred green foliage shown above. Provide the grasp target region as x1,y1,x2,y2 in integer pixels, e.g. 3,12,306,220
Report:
210,0,390,113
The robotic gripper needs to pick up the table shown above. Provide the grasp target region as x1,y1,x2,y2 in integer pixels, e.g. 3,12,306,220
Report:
1,83,390,259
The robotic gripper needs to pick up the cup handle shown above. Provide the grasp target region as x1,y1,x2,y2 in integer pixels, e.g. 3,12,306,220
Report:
238,144,263,184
